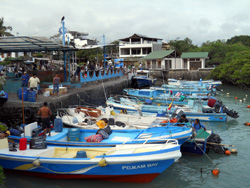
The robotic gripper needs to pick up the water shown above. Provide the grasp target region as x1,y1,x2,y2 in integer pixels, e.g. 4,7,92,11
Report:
2,84,250,188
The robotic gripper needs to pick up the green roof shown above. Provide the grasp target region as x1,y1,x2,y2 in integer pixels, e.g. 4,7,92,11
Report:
141,50,175,60
181,52,209,58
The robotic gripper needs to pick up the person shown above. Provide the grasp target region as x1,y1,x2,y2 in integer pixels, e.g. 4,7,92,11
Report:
28,73,40,91
53,73,60,96
0,89,5,97
178,114,189,126
21,71,30,87
38,102,52,138
192,119,206,137
139,62,143,70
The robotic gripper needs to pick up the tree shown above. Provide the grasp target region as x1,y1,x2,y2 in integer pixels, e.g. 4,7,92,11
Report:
227,35,250,47
169,38,196,53
0,17,13,37
76,48,103,63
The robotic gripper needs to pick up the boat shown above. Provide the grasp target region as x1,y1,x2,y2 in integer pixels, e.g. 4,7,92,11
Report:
58,106,167,129
9,122,192,147
107,97,228,122
123,88,210,105
181,129,226,155
0,138,181,183
168,78,222,87
132,70,156,88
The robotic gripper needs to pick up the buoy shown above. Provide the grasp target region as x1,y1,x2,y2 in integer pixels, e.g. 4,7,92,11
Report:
212,168,220,176
244,122,249,125
221,89,223,92
227,93,230,95
98,158,107,167
243,98,246,101
247,105,250,108
33,158,41,167
239,100,242,102
246,95,248,97
225,150,231,155
235,97,238,99
230,149,238,154
247,123,250,126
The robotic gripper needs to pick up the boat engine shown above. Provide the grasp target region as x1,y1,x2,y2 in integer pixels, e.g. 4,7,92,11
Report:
171,109,184,119
207,99,239,118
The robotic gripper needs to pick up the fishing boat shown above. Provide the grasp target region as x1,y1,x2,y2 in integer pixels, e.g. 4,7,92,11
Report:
181,129,226,155
107,96,237,122
9,121,192,147
0,138,181,183
58,106,166,129
132,70,156,88
168,78,222,87
123,88,210,105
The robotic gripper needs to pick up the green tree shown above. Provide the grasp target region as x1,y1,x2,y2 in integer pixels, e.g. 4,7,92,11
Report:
76,48,103,62
0,17,13,37
227,35,250,47
169,38,197,53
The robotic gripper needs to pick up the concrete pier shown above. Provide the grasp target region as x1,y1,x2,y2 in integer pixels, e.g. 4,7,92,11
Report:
0,76,129,127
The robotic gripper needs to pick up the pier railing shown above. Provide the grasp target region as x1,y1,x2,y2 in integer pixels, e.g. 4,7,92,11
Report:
80,68,124,83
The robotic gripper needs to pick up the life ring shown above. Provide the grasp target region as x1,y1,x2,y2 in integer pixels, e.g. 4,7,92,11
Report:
24,108,33,119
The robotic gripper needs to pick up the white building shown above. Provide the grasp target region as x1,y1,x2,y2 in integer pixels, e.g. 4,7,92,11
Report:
65,31,97,48
142,50,181,70
119,33,162,58
180,52,209,70
142,51,209,70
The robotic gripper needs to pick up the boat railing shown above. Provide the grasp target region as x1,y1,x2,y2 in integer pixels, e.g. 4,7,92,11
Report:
108,94,142,104
104,138,179,155
148,122,191,129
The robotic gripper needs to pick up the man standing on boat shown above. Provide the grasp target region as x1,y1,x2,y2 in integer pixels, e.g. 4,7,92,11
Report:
38,102,52,138
192,119,206,137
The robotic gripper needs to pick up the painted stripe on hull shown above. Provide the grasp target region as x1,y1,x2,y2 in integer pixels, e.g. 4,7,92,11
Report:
5,169,160,183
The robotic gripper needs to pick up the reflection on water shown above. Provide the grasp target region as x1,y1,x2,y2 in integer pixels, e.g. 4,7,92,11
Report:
3,84,250,188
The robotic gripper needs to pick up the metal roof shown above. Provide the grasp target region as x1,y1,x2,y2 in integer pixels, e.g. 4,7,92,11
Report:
119,33,162,41
181,52,209,58
141,50,175,60
0,36,76,53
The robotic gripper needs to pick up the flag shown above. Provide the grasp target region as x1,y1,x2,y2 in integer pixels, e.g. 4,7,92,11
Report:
168,102,173,110
175,92,181,97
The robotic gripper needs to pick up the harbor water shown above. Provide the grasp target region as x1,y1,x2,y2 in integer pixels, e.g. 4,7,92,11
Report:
3,84,250,188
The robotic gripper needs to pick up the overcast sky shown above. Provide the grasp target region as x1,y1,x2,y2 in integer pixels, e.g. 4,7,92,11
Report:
1,0,250,45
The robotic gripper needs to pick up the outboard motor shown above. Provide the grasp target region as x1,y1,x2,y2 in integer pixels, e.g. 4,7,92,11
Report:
211,100,239,118
31,126,43,137
30,137,47,149
171,108,184,119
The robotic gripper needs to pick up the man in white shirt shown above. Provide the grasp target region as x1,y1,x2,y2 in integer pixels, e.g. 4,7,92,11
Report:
28,73,40,91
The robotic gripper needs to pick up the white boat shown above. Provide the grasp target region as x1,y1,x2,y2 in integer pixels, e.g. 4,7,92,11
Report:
57,106,167,129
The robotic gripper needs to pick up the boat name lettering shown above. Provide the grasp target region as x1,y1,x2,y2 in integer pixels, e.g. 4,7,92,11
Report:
122,163,158,170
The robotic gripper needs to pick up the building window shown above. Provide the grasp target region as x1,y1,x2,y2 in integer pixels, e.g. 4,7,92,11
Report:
157,60,161,69
152,60,156,69
131,48,141,55
147,61,151,69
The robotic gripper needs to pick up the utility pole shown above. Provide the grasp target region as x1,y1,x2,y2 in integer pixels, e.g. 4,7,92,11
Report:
103,34,105,68
62,19,67,82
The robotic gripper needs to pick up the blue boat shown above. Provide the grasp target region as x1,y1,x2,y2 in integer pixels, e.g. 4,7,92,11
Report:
124,88,210,105
133,70,156,88
9,122,192,147
0,138,181,183
168,78,222,87
106,97,228,122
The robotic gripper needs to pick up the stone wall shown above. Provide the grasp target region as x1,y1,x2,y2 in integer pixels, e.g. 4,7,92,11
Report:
0,77,129,127
150,69,211,81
